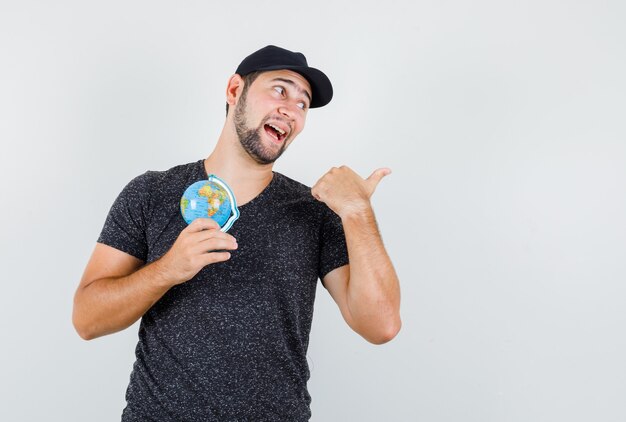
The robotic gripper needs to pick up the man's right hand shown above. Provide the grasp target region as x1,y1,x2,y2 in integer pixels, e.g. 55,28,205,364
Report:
73,218,238,340
158,218,238,286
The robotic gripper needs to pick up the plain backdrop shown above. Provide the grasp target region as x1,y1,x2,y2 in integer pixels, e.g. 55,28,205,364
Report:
1,1,625,421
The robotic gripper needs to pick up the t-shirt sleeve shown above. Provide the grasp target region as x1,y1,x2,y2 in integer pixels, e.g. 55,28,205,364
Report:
318,206,349,281
97,172,151,261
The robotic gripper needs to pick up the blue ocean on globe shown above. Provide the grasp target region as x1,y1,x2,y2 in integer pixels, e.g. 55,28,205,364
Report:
180,180,233,227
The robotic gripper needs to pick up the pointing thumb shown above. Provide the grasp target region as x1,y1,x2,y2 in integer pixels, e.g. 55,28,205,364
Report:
366,167,392,193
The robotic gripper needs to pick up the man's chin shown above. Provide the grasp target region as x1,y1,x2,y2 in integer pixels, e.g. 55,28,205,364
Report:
249,155,275,165
255,136,288,164
246,145,283,165
237,127,288,165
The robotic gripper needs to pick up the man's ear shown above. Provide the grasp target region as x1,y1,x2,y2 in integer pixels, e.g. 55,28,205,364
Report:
226,74,244,108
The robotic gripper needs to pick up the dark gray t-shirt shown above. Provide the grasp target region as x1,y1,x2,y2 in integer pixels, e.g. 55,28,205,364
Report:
97,159,349,421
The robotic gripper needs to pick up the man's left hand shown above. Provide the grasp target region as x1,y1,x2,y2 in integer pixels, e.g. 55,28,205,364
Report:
311,166,391,219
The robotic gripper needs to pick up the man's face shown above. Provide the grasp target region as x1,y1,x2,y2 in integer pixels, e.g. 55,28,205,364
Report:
233,70,312,165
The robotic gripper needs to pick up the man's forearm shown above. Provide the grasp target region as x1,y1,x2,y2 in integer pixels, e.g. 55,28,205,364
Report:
72,259,174,340
342,206,401,343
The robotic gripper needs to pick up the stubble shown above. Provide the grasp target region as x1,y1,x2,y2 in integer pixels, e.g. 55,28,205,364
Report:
233,93,287,165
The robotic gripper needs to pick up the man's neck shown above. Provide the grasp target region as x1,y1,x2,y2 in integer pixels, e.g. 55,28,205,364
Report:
203,124,275,207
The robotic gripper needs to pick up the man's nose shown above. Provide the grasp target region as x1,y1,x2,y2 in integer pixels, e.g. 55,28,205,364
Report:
278,104,297,119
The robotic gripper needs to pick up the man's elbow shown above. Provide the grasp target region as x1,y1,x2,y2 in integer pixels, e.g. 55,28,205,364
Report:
72,301,103,341
72,313,96,341
76,329,97,341
364,317,402,345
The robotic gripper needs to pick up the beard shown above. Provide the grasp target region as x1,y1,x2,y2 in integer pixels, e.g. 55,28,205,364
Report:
233,95,289,165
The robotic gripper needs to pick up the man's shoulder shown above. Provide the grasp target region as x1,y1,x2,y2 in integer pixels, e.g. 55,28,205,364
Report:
271,172,336,216
141,159,202,184
124,159,202,193
274,171,310,191
273,172,317,201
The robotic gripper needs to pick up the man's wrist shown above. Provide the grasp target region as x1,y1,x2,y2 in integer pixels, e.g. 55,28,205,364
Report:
339,201,375,222
148,257,178,290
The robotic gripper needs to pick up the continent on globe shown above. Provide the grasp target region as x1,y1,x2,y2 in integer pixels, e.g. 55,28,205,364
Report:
179,175,239,232
198,185,227,217
181,197,190,215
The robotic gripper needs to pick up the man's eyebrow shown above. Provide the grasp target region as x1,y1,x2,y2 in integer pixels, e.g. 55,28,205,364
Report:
270,77,312,104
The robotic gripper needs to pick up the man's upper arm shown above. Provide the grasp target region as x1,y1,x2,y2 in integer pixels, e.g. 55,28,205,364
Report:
78,243,145,289
322,264,356,329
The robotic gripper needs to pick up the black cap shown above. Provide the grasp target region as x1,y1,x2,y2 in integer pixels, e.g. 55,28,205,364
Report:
235,45,333,108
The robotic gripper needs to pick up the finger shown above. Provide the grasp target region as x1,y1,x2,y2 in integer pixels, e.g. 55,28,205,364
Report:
366,167,391,192
186,217,221,232
200,251,232,266
190,228,237,244
197,237,239,253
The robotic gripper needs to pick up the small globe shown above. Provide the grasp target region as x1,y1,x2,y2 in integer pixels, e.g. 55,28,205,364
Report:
180,180,233,228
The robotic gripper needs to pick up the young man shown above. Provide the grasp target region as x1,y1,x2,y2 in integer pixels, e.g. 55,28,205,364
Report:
73,45,401,421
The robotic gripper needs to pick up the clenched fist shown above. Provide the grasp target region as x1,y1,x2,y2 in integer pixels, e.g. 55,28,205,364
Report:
311,166,391,219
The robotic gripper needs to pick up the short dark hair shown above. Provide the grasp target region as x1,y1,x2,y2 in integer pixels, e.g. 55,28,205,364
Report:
225,71,262,116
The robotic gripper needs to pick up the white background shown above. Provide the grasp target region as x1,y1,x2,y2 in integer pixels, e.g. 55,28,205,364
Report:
1,1,625,421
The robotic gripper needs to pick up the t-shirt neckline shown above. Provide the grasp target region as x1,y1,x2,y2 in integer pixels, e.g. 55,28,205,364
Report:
198,159,278,210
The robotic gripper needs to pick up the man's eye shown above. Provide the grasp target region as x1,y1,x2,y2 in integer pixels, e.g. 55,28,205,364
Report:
274,86,284,95
297,102,307,110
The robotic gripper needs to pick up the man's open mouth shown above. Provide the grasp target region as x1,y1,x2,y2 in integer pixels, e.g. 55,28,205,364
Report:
264,123,288,142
